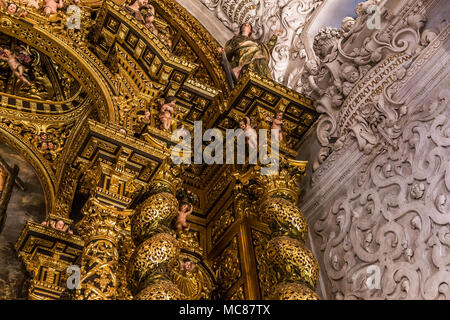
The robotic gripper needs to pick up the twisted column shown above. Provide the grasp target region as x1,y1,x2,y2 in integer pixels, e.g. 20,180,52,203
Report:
127,161,185,300
256,160,320,300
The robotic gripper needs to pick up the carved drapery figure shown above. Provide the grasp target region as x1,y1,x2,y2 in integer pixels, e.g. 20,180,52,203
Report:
201,0,322,86
220,23,281,86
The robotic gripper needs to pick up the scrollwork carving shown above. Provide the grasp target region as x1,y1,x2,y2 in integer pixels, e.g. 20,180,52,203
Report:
314,89,450,299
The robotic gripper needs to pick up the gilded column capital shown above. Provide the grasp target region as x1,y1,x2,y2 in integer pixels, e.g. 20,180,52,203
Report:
148,160,184,196
255,158,308,204
76,197,133,246
75,198,134,300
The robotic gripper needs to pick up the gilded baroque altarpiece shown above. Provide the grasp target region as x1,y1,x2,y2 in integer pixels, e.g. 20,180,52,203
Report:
0,0,321,300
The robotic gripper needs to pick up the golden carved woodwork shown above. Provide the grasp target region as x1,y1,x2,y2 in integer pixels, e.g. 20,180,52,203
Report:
170,251,215,300
266,236,319,289
76,198,133,299
271,282,320,300
15,221,84,300
131,192,178,244
127,232,181,293
135,279,186,300
0,0,322,301
259,197,308,243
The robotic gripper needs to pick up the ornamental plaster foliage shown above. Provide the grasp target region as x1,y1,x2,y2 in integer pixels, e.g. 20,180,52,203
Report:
298,0,447,171
200,0,322,83
314,89,450,299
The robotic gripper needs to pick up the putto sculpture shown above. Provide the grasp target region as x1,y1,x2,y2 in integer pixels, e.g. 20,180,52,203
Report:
174,188,195,232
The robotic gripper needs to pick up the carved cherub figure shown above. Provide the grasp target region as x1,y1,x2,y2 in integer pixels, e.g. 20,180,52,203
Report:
266,112,283,142
340,63,360,96
43,0,64,16
0,48,31,86
24,0,40,9
159,96,177,131
300,59,323,97
143,5,157,34
341,63,360,83
4,2,27,16
179,258,196,274
174,189,194,232
175,203,192,232
239,116,258,150
41,219,73,234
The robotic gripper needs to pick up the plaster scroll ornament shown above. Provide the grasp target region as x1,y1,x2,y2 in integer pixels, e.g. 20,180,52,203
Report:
297,0,446,171
313,88,450,299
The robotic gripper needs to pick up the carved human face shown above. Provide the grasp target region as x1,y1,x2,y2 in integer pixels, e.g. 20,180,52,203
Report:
343,65,359,83
341,17,355,32
7,3,17,14
306,60,319,75
137,0,148,7
240,23,252,37
48,142,55,150
40,142,48,150
185,261,193,271
276,112,283,120
411,183,425,199
55,220,65,230
239,121,246,130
